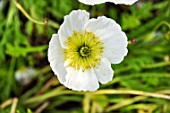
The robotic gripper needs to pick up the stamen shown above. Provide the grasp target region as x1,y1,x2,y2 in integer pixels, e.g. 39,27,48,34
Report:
64,31,104,70
79,46,91,57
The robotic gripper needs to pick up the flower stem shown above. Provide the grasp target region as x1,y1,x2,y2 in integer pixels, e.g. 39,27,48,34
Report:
93,89,170,100
105,89,170,112
12,0,59,28
0,99,13,109
105,96,146,112
23,89,170,105
10,98,18,113
12,0,46,25
154,21,170,31
34,101,49,113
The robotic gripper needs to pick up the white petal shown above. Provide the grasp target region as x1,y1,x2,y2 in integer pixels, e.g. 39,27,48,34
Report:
64,67,99,91
94,57,114,84
85,16,122,40
78,0,107,5
102,32,128,64
48,34,66,84
58,10,90,48
102,31,128,64
85,16,128,64
110,0,138,5
78,0,138,5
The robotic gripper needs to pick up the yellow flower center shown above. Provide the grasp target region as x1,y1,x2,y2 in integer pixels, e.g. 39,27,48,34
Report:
64,31,104,71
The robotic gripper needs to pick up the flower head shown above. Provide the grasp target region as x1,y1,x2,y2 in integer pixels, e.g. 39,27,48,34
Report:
48,10,128,91
15,67,36,86
78,0,138,5
0,0,4,10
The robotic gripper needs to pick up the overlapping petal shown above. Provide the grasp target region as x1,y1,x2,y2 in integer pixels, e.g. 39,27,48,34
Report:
58,10,90,48
94,57,114,84
78,0,138,5
64,67,99,91
102,32,128,64
85,16,128,64
48,34,67,84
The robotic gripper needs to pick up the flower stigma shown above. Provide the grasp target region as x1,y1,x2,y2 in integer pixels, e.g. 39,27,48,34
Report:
79,46,91,57
64,31,104,71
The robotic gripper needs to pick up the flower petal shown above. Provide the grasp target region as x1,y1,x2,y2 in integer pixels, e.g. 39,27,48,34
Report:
102,32,128,64
64,67,99,91
85,16,121,40
78,0,138,5
110,0,138,5
58,10,90,48
85,16,128,64
78,0,107,5
94,57,114,84
48,34,66,84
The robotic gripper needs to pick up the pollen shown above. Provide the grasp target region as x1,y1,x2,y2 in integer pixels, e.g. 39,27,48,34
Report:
64,31,104,71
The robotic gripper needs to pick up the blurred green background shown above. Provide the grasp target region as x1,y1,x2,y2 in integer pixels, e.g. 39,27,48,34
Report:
0,0,170,113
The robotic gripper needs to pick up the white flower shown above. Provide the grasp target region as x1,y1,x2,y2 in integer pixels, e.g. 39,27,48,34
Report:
78,0,138,5
0,0,4,10
15,67,36,85
48,10,128,91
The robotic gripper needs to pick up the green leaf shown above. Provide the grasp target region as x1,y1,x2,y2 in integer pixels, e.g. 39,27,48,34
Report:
121,13,141,30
